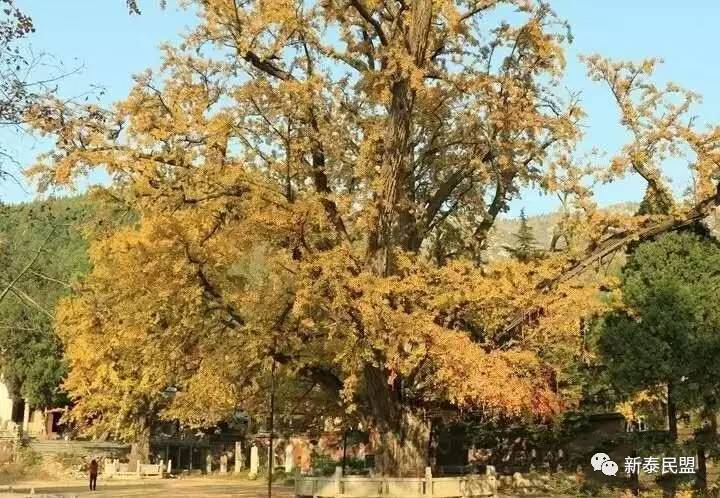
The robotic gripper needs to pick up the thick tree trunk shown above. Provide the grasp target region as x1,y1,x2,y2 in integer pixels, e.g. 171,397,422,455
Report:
129,421,151,472
360,0,434,477
364,365,429,476
371,411,430,477
366,0,433,275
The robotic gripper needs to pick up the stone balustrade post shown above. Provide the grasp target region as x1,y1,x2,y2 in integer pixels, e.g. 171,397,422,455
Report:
334,466,343,497
284,443,294,473
234,441,243,473
424,466,433,497
21,401,30,435
249,444,259,477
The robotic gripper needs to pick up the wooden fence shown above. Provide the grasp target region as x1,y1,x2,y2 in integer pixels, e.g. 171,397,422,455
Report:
295,467,497,498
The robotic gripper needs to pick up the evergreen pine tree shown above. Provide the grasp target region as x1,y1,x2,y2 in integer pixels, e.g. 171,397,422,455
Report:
505,209,541,262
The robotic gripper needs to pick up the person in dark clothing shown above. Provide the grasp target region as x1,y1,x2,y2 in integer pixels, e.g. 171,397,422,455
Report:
89,459,98,491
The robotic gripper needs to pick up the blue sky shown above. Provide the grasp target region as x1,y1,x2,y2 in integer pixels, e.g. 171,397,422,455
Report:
0,0,194,202
2,1,720,216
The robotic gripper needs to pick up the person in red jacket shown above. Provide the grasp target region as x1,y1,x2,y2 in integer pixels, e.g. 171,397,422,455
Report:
89,459,98,491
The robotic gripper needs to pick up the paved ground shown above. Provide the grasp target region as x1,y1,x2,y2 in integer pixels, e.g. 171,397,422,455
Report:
0,480,573,498
1,477,294,497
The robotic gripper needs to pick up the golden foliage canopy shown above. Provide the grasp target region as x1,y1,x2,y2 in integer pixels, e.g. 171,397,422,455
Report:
27,0,720,458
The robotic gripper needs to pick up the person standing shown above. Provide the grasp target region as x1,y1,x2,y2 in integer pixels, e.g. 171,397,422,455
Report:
89,458,98,491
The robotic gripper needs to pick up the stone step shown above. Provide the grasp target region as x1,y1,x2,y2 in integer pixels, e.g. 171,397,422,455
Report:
28,440,130,456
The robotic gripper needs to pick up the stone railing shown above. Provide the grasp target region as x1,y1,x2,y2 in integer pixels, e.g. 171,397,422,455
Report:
139,463,164,477
0,485,62,497
295,467,497,498
104,459,165,479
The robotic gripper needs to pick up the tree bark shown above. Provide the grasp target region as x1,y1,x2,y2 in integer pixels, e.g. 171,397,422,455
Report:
696,444,707,491
370,410,430,477
695,406,717,491
359,0,434,477
667,382,677,443
366,0,433,275
129,419,151,472
658,384,679,497
364,366,429,476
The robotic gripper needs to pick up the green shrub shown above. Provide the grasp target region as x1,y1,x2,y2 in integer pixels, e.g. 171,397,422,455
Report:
311,454,338,476
311,453,367,476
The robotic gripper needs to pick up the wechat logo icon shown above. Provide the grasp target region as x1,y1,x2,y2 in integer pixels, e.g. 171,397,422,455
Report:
591,453,619,476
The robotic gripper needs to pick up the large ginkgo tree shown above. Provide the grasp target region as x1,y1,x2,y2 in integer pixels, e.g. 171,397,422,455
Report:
27,0,720,474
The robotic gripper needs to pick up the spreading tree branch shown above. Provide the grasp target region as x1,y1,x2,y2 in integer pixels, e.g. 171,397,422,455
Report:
499,190,720,344
348,0,388,45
